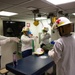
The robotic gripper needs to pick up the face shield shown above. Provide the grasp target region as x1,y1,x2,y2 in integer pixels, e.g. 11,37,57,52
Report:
57,24,74,36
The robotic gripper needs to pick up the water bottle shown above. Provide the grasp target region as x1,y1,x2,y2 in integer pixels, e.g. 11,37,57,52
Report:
13,51,18,67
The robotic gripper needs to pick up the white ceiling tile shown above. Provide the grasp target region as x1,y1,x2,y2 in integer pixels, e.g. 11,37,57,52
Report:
0,0,31,4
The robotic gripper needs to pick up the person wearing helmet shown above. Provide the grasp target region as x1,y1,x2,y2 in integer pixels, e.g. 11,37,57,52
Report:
40,27,51,48
48,17,75,75
21,26,36,58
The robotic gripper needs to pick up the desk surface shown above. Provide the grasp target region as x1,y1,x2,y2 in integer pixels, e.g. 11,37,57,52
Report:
6,54,55,75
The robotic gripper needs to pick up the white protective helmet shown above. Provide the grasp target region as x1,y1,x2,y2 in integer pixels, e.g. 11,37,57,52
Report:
52,17,73,30
42,27,48,32
34,48,44,55
22,27,29,32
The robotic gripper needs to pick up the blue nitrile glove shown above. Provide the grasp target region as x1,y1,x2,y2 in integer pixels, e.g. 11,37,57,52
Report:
28,31,32,34
50,41,55,45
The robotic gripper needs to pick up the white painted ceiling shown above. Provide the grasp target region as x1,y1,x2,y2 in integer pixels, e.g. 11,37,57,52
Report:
0,0,75,19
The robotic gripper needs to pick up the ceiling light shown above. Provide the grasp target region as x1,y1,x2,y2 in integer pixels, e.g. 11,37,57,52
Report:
72,13,75,15
27,7,36,10
35,17,47,20
0,11,18,16
46,0,75,5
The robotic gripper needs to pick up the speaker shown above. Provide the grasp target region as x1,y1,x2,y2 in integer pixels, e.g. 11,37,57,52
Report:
3,21,25,37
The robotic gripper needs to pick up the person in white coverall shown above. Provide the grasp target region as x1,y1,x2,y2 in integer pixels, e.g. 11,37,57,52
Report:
21,27,37,58
48,17,75,75
0,35,20,69
40,27,51,48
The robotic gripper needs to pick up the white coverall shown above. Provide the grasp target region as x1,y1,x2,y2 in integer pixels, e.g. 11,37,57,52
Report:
41,33,51,45
48,34,75,75
0,35,19,56
21,34,35,52
0,35,11,56
0,35,11,69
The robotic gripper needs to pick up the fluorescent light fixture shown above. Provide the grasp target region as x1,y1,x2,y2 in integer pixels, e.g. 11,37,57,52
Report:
0,11,18,16
72,13,75,15
46,0,75,5
27,7,36,10
36,17,47,20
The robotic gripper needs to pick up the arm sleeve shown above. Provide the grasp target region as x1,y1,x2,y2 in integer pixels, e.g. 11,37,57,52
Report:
0,35,9,40
48,41,63,64
21,36,34,43
10,37,20,43
41,33,51,41
0,38,10,45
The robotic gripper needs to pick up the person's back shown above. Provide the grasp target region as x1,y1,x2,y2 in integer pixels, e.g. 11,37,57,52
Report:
41,32,50,44
21,34,32,52
21,26,37,58
55,35,75,75
48,17,75,75
40,27,51,48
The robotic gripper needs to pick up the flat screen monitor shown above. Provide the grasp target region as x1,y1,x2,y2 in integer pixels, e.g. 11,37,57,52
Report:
3,21,25,37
